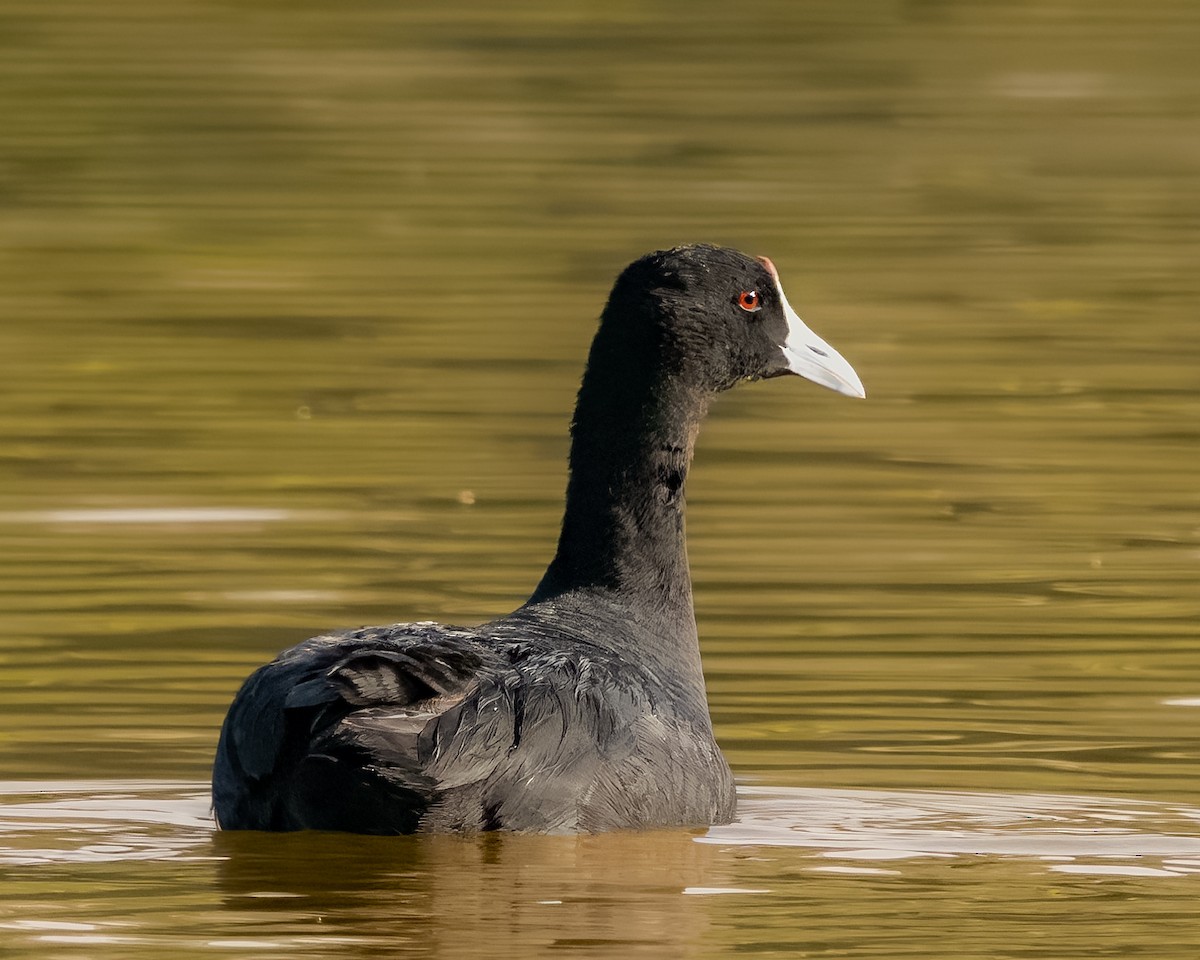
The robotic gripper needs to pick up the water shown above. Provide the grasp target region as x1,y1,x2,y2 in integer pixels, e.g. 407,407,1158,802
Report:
2,0,1199,956
2,782,1199,958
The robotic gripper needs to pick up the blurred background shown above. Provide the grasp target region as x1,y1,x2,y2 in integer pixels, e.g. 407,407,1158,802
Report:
1,1,1199,954
2,0,1198,791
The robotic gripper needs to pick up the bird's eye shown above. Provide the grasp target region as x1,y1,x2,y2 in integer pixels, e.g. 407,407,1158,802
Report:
737,290,761,313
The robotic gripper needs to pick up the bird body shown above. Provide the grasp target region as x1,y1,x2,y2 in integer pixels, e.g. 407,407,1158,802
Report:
215,606,735,833
213,244,864,834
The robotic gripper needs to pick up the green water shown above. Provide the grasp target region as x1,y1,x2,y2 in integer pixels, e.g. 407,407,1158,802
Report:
1,1,1199,957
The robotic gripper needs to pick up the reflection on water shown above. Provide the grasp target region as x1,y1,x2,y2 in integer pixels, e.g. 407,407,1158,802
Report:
710,786,1200,875
5,780,1199,874
2,781,1199,957
0,507,301,525
0,781,212,866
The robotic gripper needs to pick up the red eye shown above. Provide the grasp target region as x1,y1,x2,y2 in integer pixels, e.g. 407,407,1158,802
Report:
737,290,760,312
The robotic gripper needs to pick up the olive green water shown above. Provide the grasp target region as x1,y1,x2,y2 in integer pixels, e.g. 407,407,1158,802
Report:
2,1,1199,956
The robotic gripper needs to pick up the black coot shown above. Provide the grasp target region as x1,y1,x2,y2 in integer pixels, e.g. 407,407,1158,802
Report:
213,244,865,834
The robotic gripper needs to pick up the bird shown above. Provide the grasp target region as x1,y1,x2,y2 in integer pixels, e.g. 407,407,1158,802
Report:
212,243,865,834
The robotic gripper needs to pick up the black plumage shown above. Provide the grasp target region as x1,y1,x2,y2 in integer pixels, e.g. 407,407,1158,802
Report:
213,244,864,834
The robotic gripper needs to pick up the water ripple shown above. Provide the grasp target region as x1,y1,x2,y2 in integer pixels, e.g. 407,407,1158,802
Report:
703,785,1200,877
3,780,1199,880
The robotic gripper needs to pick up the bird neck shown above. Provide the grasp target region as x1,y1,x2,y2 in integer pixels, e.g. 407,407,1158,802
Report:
529,349,711,649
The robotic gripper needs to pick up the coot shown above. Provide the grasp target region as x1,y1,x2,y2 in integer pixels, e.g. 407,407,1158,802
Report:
213,244,864,834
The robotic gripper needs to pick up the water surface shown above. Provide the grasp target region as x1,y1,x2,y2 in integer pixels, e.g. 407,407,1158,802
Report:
1,0,1198,957
2,781,1199,958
